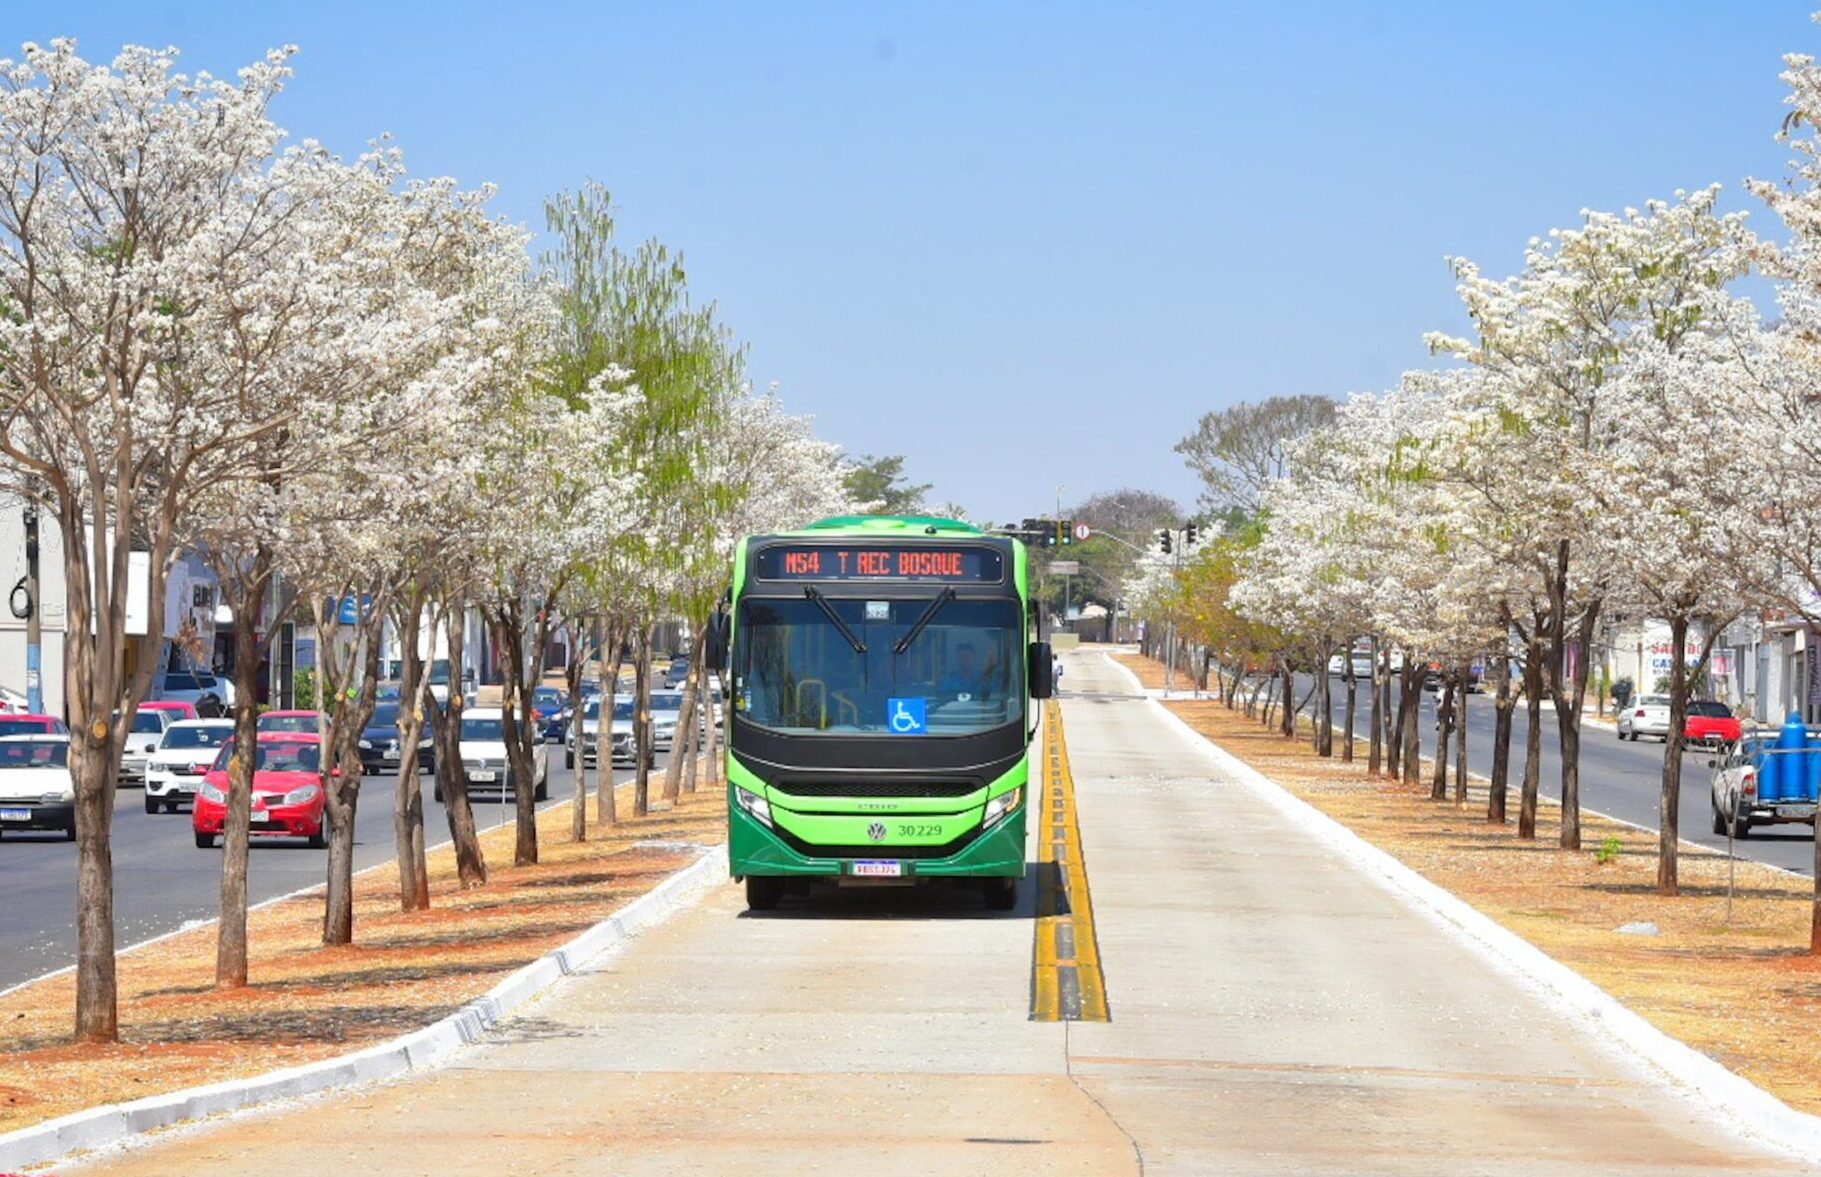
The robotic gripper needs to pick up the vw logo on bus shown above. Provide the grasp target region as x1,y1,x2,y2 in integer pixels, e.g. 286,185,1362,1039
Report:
867,822,887,842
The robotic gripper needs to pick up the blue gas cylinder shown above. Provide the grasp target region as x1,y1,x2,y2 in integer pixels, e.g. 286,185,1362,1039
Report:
1767,711,1809,803
1807,731,1821,803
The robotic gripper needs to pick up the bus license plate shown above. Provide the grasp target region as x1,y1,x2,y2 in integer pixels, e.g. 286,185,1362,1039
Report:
0,807,29,822
852,860,902,878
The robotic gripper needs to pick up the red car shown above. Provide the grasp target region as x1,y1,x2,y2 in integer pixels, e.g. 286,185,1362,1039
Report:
192,732,326,849
141,699,199,723
0,714,69,737
1685,700,1742,746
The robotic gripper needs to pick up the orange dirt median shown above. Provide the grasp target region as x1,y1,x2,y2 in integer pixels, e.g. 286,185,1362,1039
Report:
1111,650,1821,1117
0,784,725,1137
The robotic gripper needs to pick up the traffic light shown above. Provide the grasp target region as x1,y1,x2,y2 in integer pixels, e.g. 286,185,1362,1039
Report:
1058,519,1074,546
1158,528,1172,555
1184,520,1198,548
1042,521,1057,547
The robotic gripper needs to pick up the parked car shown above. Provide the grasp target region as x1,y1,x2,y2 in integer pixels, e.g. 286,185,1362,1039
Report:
0,734,75,840
140,699,199,723
358,702,434,775
0,714,68,737
116,707,172,785
258,709,325,736
443,707,547,804
143,718,235,813
1618,695,1672,741
192,733,327,849
1684,700,1742,747
531,686,569,743
155,669,234,717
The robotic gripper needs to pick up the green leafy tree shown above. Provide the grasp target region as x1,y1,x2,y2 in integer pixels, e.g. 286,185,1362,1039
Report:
842,454,930,515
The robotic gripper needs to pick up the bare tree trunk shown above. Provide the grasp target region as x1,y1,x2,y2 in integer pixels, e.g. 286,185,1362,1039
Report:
661,628,709,803
1342,653,1357,764
1399,661,1423,789
1519,642,1544,840
488,606,541,869
704,667,726,787
1378,648,1394,780
393,592,431,911
1453,664,1469,807
322,632,382,946
568,625,589,843
430,610,486,888
1554,603,1599,852
1278,664,1295,739
1657,613,1690,896
1314,644,1333,756
682,685,703,794
1488,654,1513,825
1431,674,1454,801
596,621,627,826
634,625,654,816
216,587,267,988
70,736,119,1041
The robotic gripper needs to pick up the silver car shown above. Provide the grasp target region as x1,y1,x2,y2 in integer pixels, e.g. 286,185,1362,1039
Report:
1617,694,1671,741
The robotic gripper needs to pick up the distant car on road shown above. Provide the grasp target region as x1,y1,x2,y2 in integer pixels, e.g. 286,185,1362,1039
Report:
649,689,684,750
0,734,75,841
1618,695,1671,741
664,656,690,689
258,710,325,736
444,707,547,804
358,702,434,776
192,733,327,849
140,699,199,724
116,707,172,785
155,669,234,717
143,718,234,813
1684,700,1742,747
1326,650,1376,678
0,714,68,738
531,686,569,743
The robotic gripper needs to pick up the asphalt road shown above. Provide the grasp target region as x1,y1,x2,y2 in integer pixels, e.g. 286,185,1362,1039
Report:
0,749,665,991
66,650,1797,1176
1301,673,1821,877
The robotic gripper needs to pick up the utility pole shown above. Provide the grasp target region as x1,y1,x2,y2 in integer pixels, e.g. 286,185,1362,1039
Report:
22,500,41,714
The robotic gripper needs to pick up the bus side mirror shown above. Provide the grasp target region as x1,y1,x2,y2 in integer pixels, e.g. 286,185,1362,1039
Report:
705,610,731,674
1029,642,1054,699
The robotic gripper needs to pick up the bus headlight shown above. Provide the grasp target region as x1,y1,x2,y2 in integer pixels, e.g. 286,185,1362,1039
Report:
983,787,1023,829
734,786,772,828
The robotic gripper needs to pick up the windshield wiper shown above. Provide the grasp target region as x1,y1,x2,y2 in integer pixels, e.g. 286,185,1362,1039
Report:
804,586,867,655
894,587,956,655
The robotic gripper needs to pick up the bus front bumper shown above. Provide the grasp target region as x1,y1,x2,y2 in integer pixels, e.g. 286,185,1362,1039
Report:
729,803,1027,879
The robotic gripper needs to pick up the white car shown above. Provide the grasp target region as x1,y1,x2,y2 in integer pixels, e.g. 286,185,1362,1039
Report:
117,708,172,785
608,696,659,767
649,690,684,750
143,719,235,813
443,707,547,803
1618,695,1671,741
154,669,236,716
0,734,75,840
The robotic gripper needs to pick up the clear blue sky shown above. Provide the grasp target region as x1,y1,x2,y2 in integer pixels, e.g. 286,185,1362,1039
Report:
11,1,1813,522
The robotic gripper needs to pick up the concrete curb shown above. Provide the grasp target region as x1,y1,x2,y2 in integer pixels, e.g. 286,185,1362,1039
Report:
1098,653,1821,1162
0,847,726,1173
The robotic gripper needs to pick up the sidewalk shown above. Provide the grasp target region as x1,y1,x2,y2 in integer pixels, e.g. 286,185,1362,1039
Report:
1058,649,1804,1174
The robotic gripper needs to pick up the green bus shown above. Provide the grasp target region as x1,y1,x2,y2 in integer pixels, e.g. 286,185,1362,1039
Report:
721,515,1052,911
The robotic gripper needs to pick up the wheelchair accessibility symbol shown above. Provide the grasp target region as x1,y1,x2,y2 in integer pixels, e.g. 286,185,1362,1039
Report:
887,697,927,734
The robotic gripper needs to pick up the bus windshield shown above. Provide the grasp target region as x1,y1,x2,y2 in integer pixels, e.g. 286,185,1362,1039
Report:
736,596,1022,736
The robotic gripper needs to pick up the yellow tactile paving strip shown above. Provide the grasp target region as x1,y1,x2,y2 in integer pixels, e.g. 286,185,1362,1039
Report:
1031,698,1109,1022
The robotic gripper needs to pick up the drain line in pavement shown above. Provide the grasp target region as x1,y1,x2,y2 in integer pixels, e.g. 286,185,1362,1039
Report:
1031,699,1109,1022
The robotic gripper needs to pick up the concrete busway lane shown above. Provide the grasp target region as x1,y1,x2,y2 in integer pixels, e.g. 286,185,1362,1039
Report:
67,751,1138,1176
1289,671,1821,878
0,751,664,992
1064,651,1801,1175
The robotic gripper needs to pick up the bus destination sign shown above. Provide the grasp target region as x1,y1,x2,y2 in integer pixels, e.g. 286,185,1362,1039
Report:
756,545,1004,583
